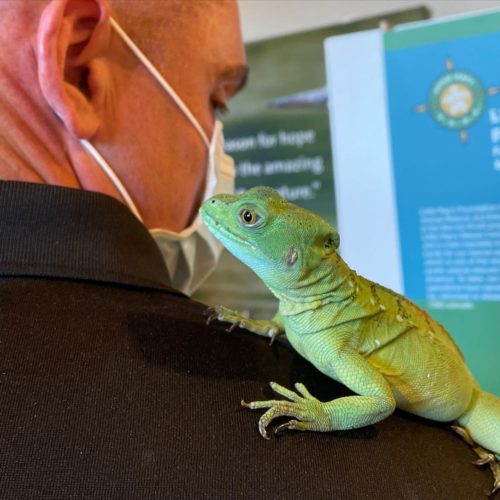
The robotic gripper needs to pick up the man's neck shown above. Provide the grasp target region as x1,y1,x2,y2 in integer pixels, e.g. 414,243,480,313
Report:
0,69,130,207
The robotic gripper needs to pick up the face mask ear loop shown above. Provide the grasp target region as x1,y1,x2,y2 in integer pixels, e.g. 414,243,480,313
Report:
81,139,144,224
110,17,210,149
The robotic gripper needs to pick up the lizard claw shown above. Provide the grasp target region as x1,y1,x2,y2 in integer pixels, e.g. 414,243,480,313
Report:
241,400,270,439
490,480,499,497
204,307,218,325
259,422,271,440
275,419,299,435
227,321,240,333
451,425,475,445
473,452,495,466
268,328,280,346
205,312,218,325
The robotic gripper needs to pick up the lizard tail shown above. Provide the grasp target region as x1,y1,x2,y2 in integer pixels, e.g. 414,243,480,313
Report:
457,388,500,456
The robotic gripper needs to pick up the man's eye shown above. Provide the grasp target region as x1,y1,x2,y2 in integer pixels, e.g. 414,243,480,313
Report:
211,87,230,115
240,209,259,226
212,99,229,115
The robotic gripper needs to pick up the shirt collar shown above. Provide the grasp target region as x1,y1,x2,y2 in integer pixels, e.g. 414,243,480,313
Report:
0,181,179,293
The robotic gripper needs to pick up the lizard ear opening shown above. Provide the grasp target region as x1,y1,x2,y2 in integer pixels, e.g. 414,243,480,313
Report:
322,231,339,256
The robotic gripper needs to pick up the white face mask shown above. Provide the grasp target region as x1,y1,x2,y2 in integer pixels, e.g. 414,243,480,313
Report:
80,18,235,296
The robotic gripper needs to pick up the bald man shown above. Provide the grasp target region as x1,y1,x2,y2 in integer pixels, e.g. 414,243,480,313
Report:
0,0,246,229
0,1,492,498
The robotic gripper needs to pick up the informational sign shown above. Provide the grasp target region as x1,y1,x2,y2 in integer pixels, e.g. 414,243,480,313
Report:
194,6,430,320
325,9,500,394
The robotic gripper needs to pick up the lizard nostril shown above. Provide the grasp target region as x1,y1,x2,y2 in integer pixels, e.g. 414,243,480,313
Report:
211,200,216,204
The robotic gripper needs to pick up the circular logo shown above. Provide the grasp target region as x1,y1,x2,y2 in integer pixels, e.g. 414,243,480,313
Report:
429,71,485,129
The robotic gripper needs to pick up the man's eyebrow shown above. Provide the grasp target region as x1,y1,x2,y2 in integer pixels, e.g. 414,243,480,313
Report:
220,64,249,93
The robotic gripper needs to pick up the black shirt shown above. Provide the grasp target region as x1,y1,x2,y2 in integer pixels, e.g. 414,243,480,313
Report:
0,181,490,499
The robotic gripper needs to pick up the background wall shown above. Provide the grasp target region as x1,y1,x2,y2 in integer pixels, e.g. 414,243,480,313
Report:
239,0,500,41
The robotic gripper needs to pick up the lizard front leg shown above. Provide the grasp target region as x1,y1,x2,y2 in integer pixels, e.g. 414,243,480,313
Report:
243,347,396,439
205,306,285,344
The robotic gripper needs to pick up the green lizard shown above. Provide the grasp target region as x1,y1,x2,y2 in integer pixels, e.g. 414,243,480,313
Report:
200,186,500,495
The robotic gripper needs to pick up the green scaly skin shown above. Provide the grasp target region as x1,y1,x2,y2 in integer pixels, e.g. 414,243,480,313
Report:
200,186,500,495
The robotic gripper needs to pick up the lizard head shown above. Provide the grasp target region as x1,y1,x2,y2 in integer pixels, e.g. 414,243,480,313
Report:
200,186,340,296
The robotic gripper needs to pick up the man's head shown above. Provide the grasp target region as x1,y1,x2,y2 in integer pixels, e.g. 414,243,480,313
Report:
0,0,247,232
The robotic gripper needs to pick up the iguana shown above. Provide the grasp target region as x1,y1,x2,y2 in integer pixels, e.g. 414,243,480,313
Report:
199,186,500,495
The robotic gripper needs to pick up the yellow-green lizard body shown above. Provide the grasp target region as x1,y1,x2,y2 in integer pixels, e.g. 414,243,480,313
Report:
200,186,499,493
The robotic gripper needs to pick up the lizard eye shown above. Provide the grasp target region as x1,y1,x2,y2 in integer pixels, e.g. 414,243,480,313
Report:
240,209,260,226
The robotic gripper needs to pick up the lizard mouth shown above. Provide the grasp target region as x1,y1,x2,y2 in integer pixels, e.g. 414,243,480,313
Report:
201,210,257,252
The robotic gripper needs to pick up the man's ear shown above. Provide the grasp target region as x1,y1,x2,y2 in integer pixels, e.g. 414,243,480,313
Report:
37,0,111,139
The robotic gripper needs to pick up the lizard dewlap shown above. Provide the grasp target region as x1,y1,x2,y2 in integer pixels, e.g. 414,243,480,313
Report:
199,186,500,495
